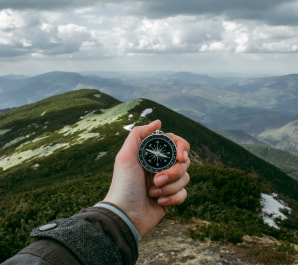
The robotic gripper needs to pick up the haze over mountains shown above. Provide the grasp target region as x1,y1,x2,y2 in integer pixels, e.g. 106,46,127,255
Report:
1,71,297,158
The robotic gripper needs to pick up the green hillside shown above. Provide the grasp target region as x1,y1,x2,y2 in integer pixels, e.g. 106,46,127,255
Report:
0,89,297,262
258,119,298,156
243,144,298,181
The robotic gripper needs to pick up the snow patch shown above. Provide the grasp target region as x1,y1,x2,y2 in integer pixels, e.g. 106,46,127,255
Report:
0,99,142,170
123,123,136,131
32,136,49,143
2,136,27,149
95,151,107,160
2,132,37,150
78,132,100,142
32,163,40,169
260,193,292,229
94,94,101,98
141,108,153,117
0,143,69,170
59,99,141,136
0,129,11,135
124,107,153,131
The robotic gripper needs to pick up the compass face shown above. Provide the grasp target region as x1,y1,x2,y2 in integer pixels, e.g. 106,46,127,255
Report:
139,133,177,173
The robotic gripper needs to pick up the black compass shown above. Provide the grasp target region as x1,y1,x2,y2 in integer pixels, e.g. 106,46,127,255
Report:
138,130,177,173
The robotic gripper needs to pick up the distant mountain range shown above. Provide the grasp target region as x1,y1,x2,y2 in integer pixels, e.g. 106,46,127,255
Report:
0,89,297,261
0,71,297,155
0,71,134,109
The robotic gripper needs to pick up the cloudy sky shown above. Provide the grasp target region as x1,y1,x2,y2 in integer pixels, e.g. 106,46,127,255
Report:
1,0,298,76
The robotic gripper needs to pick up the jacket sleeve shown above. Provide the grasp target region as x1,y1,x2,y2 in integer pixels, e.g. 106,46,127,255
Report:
1,203,139,265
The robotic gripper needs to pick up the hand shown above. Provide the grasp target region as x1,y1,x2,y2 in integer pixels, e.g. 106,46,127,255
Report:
103,120,190,237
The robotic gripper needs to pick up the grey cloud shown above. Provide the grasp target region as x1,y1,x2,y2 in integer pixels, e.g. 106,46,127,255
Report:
0,47,26,57
127,0,298,26
3,0,298,26
1,0,298,61
0,0,102,10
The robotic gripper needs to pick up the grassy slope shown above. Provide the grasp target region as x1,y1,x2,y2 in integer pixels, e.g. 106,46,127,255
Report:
0,90,297,261
138,98,298,200
243,144,298,181
258,120,298,156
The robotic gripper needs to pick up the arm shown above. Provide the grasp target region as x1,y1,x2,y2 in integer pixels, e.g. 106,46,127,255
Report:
1,120,190,265
2,206,136,265
104,119,190,237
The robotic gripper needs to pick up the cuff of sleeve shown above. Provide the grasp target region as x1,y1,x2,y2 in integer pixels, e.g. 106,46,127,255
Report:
73,206,138,264
94,202,141,244
30,218,122,265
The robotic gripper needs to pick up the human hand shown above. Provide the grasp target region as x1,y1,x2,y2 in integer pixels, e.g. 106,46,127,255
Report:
103,120,190,237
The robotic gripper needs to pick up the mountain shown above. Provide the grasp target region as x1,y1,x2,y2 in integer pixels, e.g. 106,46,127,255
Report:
1,71,297,134
90,71,298,135
0,109,10,113
216,130,266,145
155,71,238,87
242,144,298,181
259,119,298,156
216,129,298,180
0,71,135,109
0,89,297,262
225,74,298,114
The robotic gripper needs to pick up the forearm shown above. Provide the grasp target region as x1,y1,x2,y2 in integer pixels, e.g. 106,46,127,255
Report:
2,206,139,265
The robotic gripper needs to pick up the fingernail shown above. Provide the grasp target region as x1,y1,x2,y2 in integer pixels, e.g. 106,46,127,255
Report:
154,175,168,187
184,150,188,162
158,197,169,205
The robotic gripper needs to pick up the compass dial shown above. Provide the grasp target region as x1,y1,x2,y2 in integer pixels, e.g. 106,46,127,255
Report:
139,132,177,173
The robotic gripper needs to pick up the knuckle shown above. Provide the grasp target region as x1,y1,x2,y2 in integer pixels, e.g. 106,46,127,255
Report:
170,189,187,205
130,125,141,135
185,172,190,185
186,158,191,168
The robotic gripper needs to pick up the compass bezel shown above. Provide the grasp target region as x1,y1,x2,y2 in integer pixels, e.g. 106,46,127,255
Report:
138,133,177,173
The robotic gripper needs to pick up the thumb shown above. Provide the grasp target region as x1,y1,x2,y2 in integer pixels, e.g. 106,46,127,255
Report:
117,120,162,163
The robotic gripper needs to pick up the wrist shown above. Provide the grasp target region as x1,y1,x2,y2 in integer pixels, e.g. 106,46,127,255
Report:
94,201,141,244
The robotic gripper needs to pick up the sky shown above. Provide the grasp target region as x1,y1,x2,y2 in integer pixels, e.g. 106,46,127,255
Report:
1,0,298,76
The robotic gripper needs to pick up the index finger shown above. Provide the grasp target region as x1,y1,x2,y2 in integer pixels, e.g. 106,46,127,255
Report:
166,133,190,163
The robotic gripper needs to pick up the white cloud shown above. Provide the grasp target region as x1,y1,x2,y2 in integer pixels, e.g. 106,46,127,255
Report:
1,7,298,59
0,9,25,30
0,9,101,58
93,15,298,56
1,1,298,75
56,24,93,54
92,15,224,55
251,25,298,53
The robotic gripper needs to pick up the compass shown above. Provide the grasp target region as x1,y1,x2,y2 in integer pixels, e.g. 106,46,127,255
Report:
138,130,177,173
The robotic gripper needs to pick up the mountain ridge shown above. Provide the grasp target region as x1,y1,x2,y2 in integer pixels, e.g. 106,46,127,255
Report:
0,89,297,263
258,119,298,156
0,89,297,198
243,144,298,181
2,70,297,156
0,71,134,108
